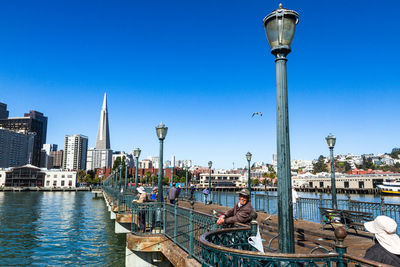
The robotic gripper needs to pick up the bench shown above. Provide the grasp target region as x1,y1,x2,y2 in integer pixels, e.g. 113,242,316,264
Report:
319,207,373,234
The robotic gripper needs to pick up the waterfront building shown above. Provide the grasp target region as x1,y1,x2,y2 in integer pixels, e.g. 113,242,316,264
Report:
0,169,6,186
0,128,34,168
50,150,63,169
199,173,242,187
0,109,47,167
44,169,77,188
3,164,45,187
139,159,152,169
86,93,113,171
63,134,88,170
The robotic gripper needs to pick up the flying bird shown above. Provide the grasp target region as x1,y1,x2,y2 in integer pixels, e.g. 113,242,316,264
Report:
252,112,263,117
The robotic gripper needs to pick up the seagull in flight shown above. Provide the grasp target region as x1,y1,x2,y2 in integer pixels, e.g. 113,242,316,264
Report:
252,112,263,117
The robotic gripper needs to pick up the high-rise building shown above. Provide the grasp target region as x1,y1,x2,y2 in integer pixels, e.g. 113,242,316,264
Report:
0,106,47,167
51,150,63,169
0,128,34,168
63,134,88,170
42,144,58,155
171,155,175,168
0,102,9,119
86,93,113,170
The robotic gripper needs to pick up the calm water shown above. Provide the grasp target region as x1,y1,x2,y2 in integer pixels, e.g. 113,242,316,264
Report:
0,192,125,266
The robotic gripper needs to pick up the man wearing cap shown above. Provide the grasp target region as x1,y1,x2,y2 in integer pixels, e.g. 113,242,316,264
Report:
133,186,148,231
364,215,400,265
216,188,254,226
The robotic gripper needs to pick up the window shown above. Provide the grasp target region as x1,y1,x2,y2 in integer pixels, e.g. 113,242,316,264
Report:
46,181,50,186
54,175,57,178
344,181,349,188
61,181,65,186
359,181,364,189
62,175,65,178
68,180,72,186
319,182,324,188
67,175,72,178
53,181,57,186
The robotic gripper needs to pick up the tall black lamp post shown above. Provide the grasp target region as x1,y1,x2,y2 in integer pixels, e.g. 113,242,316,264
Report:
133,148,141,191
246,152,252,193
326,134,337,209
263,3,299,253
156,122,168,202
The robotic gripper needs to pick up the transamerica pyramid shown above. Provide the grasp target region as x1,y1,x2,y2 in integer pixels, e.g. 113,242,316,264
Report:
95,93,110,149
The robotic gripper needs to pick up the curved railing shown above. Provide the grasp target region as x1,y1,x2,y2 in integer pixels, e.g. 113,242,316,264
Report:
200,224,390,267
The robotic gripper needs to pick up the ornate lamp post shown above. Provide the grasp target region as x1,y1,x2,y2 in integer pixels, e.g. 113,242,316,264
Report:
124,158,128,192
156,122,168,202
208,161,212,204
119,165,122,190
326,133,337,209
263,3,299,253
246,152,252,193
133,148,141,191
185,163,189,198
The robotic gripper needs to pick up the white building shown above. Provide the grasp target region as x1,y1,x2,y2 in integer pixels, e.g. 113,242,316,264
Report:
147,156,160,169
44,169,77,188
62,134,88,170
0,169,6,186
112,151,132,168
87,148,112,170
199,173,242,187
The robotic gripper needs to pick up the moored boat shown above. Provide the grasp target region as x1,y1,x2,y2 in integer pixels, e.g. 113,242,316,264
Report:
377,179,400,195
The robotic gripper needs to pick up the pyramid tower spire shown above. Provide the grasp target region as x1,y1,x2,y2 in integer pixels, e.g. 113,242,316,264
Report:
95,92,110,149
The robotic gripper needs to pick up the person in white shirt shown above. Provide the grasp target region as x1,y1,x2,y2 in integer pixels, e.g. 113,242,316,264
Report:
292,187,299,219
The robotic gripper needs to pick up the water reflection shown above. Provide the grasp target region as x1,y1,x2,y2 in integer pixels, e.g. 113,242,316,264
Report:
0,192,125,266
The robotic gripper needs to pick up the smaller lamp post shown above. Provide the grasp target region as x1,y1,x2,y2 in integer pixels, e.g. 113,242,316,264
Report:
156,122,168,202
124,158,128,192
208,161,212,204
246,152,252,193
326,133,337,209
185,163,189,198
133,148,141,191
119,165,122,190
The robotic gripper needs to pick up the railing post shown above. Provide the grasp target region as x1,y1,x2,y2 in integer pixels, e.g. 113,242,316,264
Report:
319,194,323,223
347,194,351,210
266,191,270,214
298,197,303,220
255,193,258,211
381,196,385,215
188,200,194,258
334,227,348,267
212,210,218,230
218,190,221,205
174,202,177,243
163,201,167,234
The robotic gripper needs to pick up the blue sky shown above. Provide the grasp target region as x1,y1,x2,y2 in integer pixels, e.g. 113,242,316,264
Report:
0,0,399,169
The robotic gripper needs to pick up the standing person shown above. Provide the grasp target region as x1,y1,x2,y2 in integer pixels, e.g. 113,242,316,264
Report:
132,186,148,232
364,216,400,265
292,187,299,219
216,189,255,226
190,185,195,200
176,184,181,198
202,188,209,205
168,183,177,204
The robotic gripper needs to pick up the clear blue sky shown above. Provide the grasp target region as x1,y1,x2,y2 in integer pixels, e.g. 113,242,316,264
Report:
0,0,399,169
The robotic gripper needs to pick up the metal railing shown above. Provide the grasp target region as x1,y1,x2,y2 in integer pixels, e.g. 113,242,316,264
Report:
200,223,390,267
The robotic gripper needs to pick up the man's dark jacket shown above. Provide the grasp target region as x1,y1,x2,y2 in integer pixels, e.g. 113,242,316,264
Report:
223,201,254,225
364,242,400,266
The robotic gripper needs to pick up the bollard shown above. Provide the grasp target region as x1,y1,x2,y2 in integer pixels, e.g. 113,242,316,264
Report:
188,201,194,258
334,227,348,267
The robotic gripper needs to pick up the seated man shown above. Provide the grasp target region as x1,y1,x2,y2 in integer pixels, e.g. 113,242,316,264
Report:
216,189,254,226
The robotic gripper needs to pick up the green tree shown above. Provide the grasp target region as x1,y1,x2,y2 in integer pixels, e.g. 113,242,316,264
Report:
77,170,86,183
313,155,327,174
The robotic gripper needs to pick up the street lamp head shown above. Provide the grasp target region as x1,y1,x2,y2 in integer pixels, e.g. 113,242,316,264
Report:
156,122,168,140
133,148,141,158
208,161,212,168
326,133,336,149
246,152,252,162
263,3,299,56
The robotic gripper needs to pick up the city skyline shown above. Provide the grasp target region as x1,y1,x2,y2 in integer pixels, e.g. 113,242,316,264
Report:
1,1,399,169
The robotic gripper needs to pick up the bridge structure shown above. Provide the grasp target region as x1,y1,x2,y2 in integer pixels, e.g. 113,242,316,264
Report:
102,173,395,267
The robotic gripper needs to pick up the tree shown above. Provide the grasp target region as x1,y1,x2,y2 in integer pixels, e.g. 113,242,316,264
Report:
77,170,86,183
313,155,327,174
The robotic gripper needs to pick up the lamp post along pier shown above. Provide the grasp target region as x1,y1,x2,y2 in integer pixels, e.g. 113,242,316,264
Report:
326,134,337,209
133,148,141,192
263,3,299,254
156,122,168,202
208,161,212,205
246,152,252,194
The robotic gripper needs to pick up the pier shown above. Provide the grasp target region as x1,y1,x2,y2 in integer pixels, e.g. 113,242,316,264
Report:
101,179,399,266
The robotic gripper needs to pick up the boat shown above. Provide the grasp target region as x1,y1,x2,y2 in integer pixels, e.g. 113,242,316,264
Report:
377,179,400,195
